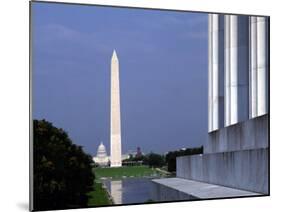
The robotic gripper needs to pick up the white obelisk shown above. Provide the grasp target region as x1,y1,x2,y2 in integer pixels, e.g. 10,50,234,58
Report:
110,50,122,167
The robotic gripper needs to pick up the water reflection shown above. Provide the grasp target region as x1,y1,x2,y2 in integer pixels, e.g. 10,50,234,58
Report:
104,178,153,204
109,180,122,204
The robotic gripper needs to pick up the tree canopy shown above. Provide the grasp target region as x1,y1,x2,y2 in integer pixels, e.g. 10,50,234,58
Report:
33,119,94,211
144,153,165,168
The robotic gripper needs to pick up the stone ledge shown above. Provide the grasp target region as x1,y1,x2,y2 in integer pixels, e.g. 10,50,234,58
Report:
206,114,268,153
151,178,261,201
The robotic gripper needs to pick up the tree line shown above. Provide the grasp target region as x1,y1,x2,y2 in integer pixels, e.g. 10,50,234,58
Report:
122,146,203,171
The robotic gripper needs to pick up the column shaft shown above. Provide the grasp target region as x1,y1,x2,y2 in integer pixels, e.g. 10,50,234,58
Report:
208,14,224,132
257,17,268,116
250,16,268,118
225,15,249,126
250,17,258,118
208,14,213,132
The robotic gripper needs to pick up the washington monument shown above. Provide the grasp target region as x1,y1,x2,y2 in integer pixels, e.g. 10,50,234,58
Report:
110,50,122,167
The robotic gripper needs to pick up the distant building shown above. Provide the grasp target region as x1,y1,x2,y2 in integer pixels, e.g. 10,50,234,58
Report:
136,147,142,157
93,142,131,166
125,148,145,158
93,142,109,166
121,154,130,161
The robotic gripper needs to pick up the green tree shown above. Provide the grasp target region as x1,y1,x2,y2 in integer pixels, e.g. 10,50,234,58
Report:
144,153,165,168
33,119,94,210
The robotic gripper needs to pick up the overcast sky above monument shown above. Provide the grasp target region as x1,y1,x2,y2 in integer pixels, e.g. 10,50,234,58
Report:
32,2,208,155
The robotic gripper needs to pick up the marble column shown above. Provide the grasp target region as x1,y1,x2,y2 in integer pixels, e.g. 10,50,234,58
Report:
250,16,268,118
250,17,258,118
257,17,269,116
224,15,249,127
208,14,224,132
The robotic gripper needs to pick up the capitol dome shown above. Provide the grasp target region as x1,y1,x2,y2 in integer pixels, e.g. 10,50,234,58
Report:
97,142,107,157
93,142,109,166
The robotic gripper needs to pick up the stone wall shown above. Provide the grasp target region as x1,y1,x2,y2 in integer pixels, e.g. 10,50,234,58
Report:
205,114,268,154
176,148,268,194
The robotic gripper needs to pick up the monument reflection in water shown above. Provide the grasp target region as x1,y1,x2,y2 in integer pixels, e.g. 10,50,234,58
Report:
109,180,122,204
104,178,153,204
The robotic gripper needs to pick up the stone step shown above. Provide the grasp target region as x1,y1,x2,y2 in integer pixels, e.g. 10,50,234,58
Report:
151,177,262,201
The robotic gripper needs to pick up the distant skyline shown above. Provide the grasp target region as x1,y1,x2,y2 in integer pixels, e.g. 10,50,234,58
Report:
32,2,208,155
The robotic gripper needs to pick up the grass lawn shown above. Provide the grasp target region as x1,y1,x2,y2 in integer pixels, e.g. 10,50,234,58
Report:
87,182,112,206
93,165,158,180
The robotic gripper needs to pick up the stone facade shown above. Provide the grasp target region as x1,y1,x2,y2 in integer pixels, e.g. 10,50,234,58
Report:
208,15,269,132
151,14,269,200
178,14,269,194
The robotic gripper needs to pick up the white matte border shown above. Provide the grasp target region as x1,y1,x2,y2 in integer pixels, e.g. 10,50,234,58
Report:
0,0,279,212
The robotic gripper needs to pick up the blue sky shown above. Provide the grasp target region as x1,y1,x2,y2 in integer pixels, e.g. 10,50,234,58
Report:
32,2,208,155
